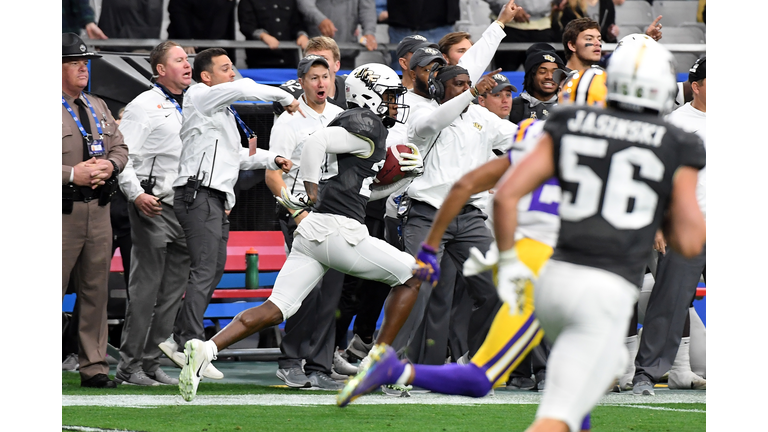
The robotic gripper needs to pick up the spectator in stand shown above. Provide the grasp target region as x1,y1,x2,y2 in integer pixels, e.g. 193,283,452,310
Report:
63,0,108,39
97,0,162,51
297,0,379,70
376,0,388,22
494,0,561,71
167,0,238,62
238,0,310,69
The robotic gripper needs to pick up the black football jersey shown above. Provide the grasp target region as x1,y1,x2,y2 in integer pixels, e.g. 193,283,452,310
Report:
545,105,706,286
273,74,348,116
313,107,389,223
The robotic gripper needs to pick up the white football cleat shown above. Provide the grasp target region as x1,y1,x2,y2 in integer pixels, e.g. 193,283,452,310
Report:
179,339,216,402
160,335,223,380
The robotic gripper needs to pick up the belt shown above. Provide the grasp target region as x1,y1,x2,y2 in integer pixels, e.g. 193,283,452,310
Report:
200,186,227,202
63,184,102,203
413,199,478,214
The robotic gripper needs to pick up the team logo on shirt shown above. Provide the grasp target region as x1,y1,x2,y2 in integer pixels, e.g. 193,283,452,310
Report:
473,122,483,131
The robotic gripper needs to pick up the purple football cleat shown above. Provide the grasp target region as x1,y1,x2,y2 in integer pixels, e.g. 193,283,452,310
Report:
337,344,405,407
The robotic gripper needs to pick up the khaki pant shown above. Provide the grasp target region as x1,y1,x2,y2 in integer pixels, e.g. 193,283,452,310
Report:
62,200,112,380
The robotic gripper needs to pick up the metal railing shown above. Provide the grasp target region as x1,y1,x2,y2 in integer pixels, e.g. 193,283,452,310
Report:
83,38,706,55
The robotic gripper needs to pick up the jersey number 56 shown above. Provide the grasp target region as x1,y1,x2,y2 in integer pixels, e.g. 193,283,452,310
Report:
558,135,665,230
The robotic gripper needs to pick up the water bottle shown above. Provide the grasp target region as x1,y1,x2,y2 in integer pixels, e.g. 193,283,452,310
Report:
245,248,259,289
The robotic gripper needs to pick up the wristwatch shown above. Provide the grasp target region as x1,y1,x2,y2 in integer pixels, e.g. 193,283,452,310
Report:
109,160,120,177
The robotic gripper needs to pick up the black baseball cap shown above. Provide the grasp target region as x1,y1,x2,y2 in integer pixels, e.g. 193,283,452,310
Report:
62,32,101,59
688,56,706,83
409,47,447,70
396,35,438,60
489,73,517,94
297,54,330,78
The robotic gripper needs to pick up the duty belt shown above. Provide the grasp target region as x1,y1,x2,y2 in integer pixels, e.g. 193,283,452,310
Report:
63,184,101,203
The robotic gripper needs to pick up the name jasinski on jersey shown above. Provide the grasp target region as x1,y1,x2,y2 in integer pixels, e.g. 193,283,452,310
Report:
567,110,667,147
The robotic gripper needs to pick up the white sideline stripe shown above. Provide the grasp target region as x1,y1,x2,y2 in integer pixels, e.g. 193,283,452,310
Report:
603,404,706,413
63,392,706,408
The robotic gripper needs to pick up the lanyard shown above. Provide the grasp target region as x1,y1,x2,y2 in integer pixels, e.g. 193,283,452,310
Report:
229,106,256,139
62,94,103,139
154,84,183,115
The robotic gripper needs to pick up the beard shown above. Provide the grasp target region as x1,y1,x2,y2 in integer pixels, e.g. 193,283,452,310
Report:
414,76,430,97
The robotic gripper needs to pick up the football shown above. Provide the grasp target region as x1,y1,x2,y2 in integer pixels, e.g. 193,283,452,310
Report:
375,144,414,186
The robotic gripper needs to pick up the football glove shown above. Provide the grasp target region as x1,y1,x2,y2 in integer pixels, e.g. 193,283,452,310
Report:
399,143,424,176
496,248,535,316
412,242,440,286
276,187,313,212
463,242,499,277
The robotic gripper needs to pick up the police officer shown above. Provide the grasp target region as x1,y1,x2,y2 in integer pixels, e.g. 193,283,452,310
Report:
62,32,129,388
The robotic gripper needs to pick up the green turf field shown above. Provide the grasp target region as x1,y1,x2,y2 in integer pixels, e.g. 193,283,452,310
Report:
62,372,706,431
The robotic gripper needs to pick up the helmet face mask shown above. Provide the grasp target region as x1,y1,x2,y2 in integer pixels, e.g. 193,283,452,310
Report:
346,63,410,128
605,39,677,116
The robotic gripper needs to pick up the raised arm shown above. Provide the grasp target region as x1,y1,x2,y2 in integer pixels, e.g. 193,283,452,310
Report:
191,79,295,117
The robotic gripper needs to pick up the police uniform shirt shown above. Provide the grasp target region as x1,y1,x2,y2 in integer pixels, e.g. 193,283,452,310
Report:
545,105,706,286
666,102,706,220
268,92,344,196
118,85,184,206
62,91,128,184
173,80,294,210
406,89,518,209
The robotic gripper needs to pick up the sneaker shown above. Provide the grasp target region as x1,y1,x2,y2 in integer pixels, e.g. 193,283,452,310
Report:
329,370,348,381
276,367,311,388
346,334,374,362
179,339,215,402
506,376,535,391
333,348,359,376
632,380,656,396
160,335,223,380
307,371,345,390
147,369,179,385
337,344,406,407
62,353,79,372
81,373,117,389
115,369,161,386
456,352,470,365
668,370,706,390
381,384,412,397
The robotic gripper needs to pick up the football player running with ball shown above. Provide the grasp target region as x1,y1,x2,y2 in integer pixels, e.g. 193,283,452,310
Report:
178,64,425,402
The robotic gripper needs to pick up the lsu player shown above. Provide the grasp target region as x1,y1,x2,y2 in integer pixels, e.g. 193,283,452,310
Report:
338,68,608,425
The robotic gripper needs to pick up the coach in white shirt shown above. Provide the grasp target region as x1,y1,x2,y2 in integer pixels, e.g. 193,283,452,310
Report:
116,41,200,386
390,50,518,364
171,47,301,355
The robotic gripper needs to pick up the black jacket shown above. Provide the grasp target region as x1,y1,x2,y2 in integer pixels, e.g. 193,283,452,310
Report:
238,0,308,68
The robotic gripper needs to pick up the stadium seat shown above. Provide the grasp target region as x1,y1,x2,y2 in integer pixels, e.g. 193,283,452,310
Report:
672,52,699,74
615,1,654,27
617,25,643,40
659,26,706,44
653,1,700,27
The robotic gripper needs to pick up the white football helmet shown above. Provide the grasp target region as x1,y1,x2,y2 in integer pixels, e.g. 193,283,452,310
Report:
346,63,409,128
616,33,654,50
606,38,677,116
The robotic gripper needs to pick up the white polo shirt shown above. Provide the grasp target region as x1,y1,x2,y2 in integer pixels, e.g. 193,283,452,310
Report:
269,93,344,196
173,79,295,210
666,102,706,219
118,85,183,206
406,90,518,209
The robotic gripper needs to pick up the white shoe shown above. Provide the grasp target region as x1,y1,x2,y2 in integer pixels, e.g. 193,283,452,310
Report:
333,348,359,376
457,352,470,365
619,335,638,391
668,337,706,390
160,335,223,380
179,339,216,402
359,354,372,374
